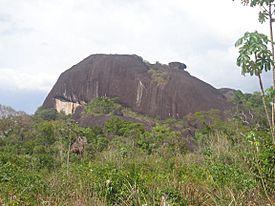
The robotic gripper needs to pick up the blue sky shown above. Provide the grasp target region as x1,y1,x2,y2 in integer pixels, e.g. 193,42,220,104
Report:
0,89,46,113
0,0,272,114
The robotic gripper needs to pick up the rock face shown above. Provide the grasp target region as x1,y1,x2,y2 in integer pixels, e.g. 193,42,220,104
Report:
42,54,231,119
168,62,187,70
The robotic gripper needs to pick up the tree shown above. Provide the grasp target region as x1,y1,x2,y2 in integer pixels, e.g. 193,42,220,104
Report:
235,29,275,204
235,31,274,138
234,0,275,140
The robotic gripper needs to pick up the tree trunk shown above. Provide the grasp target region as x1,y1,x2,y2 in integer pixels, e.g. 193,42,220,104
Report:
258,74,273,134
268,3,275,143
67,142,70,176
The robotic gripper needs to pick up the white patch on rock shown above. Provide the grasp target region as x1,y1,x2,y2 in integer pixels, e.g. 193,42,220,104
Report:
63,88,67,98
136,80,145,107
54,98,81,115
95,81,99,98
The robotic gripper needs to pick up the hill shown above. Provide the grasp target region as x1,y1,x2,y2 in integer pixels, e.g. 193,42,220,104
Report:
42,54,231,119
0,104,26,118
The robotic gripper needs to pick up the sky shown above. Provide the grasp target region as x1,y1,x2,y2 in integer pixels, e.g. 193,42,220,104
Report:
0,0,272,114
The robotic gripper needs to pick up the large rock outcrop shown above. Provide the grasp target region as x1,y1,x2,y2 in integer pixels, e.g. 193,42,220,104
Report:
42,54,231,119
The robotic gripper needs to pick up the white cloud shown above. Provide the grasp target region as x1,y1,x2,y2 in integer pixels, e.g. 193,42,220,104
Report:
0,68,56,92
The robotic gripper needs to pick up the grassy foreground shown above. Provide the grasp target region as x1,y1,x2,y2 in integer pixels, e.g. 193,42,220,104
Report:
0,97,274,205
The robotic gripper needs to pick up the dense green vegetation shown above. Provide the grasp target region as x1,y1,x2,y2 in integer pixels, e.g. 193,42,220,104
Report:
84,97,122,116
0,94,274,205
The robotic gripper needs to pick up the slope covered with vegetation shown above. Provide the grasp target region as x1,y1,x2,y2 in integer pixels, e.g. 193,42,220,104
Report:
0,92,274,205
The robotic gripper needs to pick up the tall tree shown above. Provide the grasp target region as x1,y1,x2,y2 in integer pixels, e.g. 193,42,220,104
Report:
235,31,274,136
234,0,275,140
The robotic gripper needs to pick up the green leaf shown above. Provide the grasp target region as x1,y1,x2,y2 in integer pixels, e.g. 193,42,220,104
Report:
235,31,274,76
258,11,268,23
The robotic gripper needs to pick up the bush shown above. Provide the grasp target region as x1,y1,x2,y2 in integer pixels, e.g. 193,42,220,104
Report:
34,108,67,120
245,131,275,194
0,153,48,205
104,117,144,137
148,67,169,86
84,97,122,115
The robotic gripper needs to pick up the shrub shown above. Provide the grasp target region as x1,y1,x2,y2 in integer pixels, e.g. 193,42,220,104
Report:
34,108,60,120
148,67,169,86
84,97,122,115
0,153,48,205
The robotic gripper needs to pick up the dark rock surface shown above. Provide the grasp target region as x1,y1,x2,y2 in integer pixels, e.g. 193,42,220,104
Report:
168,62,187,70
42,54,231,119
